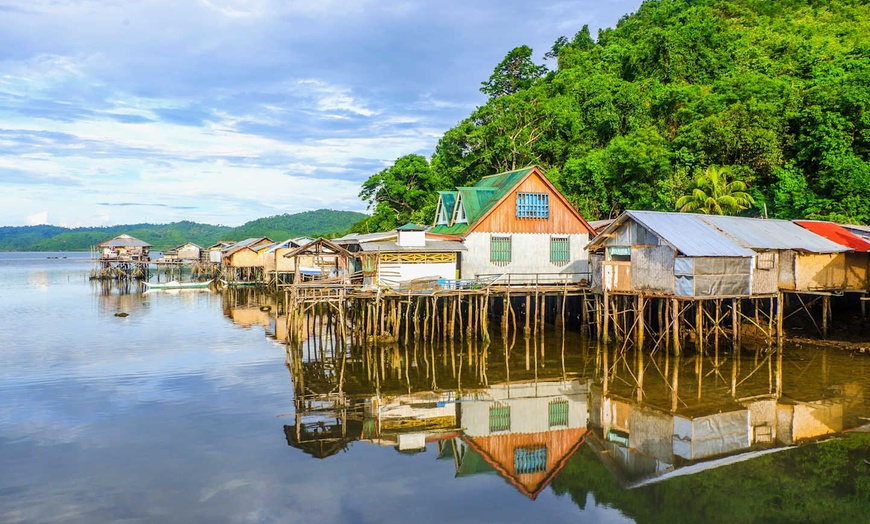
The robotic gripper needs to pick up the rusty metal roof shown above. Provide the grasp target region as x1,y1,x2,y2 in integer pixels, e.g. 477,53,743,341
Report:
794,220,870,252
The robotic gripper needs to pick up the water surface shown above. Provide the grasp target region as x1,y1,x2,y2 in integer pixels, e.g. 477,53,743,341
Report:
1,253,867,523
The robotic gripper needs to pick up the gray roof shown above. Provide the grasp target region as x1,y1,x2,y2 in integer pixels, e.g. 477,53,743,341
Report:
701,214,848,253
98,234,152,248
358,240,466,253
591,211,848,257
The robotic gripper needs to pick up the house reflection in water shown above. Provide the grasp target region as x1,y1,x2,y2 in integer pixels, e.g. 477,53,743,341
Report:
588,343,868,487
451,380,590,499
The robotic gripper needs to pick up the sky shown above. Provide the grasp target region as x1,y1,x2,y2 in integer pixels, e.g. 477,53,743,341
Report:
0,0,643,228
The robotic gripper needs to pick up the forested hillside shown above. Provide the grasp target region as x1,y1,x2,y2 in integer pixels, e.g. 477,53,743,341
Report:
0,209,366,251
357,0,870,230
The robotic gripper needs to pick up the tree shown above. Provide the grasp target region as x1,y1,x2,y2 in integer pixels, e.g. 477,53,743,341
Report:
480,45,547,99
675,165,755,215
355,155,441,233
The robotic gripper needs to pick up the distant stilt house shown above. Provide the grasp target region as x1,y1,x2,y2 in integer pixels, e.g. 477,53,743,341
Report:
428,165,596,285
456,380,589,499
793,220,870,292
206,241,235,264
96,234,152,262
264,237,314,284
159,242,203,263
335,224,466,290
586,211,849,297
222,237,273,281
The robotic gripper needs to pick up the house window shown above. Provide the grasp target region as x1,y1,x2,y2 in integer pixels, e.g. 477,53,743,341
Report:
607,246,631,262
756,251,775,270
548,399,569,427
514,446,547,475
436,202,449,225
550,237,570,266
490,404,511,432
490,236,512,266
454,199,467,224
516,192,549,219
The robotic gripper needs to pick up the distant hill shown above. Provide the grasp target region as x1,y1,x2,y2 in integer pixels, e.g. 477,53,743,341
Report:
0,209,368,251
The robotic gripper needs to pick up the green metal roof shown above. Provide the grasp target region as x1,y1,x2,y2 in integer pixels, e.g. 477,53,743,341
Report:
430,166,534,235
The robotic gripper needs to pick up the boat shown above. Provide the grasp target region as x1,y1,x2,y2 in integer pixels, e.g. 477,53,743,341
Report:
143,279,216,290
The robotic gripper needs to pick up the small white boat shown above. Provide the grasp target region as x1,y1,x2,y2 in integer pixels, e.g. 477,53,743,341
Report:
143,279,215,290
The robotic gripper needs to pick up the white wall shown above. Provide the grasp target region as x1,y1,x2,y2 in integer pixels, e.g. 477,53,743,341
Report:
462,232,590,282
377,262,457,284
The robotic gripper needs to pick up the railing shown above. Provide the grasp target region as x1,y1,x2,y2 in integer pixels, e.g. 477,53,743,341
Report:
474,272,592,288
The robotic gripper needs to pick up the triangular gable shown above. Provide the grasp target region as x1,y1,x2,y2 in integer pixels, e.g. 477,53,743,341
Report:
461,428,589,499
283,237,351,259
435,192,457,226
466,166,595,235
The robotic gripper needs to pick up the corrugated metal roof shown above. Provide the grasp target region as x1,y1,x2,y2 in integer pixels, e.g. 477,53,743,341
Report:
625,211,755,257
702,215,848,253
592,211,849,257
794,220,870,252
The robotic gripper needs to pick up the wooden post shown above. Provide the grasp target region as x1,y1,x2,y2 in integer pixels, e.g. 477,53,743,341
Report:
671,298,680,356
602,292,610,342
778,293,786,344
636,295,645,349
524,295,531,335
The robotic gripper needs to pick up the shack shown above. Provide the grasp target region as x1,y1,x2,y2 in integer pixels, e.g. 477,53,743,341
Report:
281,237,352,283
429,165,596,285
264,237,313,283
222,237,273,281
587,211,849,298
793,220,870,292
96,234,152,262
335,224,465,289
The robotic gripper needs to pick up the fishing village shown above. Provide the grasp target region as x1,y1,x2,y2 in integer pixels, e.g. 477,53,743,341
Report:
84,165,870,494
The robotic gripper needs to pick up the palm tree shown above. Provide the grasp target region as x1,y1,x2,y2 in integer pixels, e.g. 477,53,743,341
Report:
676,166,756,215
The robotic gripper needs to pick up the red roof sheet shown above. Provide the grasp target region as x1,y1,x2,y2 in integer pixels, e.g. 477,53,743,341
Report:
794,220,870,252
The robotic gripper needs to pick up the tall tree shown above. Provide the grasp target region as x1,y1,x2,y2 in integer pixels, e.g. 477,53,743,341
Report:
480,45,547,99
355,155,441,233
675,165,756,215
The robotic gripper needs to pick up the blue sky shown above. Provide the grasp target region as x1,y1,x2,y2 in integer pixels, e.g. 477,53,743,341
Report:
0,0,642,228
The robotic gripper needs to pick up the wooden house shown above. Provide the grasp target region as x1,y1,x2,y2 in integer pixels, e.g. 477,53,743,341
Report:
428,166,596,284
335,225,466,289
457,380,589,499
96,234,152,261
222,237,273,281
587,211,849,298
263,237,314,282
222,237,273,268
794,220,870,292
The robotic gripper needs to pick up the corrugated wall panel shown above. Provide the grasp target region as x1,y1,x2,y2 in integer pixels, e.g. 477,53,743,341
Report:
632,245,675,294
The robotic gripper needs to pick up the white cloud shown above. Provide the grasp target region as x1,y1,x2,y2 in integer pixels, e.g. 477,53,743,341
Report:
25,211,49,225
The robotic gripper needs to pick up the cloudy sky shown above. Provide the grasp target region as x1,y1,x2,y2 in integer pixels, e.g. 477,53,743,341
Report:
0,0,642,228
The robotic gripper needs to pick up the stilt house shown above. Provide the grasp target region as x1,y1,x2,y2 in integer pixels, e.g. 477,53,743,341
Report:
793,220,870,292
428,166,596,284
281,238,352,283
96,234,152,261
335,225,465,289
587,211,849,297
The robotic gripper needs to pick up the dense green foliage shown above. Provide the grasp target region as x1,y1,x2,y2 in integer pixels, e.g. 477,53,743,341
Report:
0,209,366,251
551,433,870,523
362,0,870,226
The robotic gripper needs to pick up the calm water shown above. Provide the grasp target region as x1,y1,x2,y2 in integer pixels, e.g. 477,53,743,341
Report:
1,253,868,523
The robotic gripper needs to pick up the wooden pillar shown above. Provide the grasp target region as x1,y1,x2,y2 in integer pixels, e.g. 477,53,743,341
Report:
602,292,610,342
778,293,786,344
636,295,645,349
821,294,829,339
671,298,680,355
